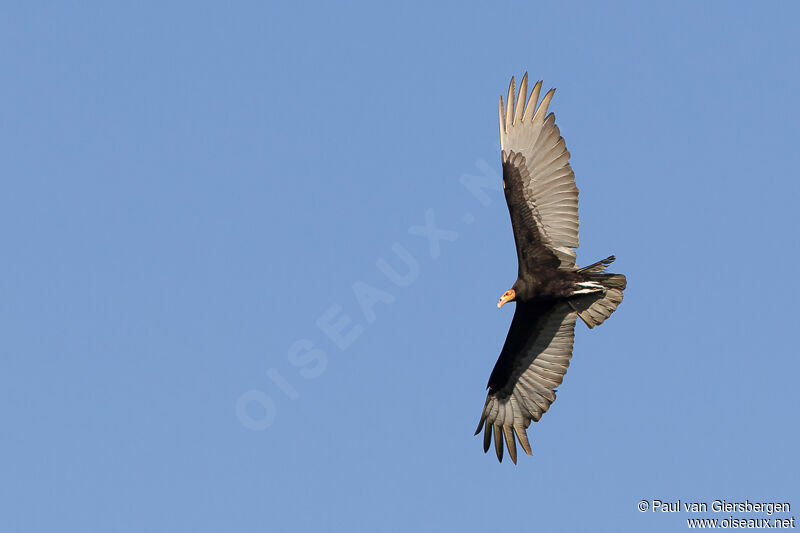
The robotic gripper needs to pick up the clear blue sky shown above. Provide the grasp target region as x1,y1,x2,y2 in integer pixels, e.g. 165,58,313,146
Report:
2,2,798,532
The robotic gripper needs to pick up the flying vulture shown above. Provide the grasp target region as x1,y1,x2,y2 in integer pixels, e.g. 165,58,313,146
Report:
474,74,627,463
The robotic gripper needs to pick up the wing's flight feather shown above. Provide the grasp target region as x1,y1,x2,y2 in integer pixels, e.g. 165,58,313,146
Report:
514,74,527,125
500,75,580,273
476,301,577,462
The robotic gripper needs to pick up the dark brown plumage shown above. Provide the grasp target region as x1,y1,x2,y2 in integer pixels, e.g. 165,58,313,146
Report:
475,74,627,464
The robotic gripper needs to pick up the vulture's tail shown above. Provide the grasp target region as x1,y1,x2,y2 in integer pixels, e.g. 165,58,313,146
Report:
570,255,626,329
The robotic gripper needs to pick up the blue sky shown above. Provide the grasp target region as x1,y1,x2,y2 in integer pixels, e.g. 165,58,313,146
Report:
2,2,798,532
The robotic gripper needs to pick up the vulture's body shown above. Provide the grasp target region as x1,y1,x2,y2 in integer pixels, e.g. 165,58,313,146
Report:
475,74,626,463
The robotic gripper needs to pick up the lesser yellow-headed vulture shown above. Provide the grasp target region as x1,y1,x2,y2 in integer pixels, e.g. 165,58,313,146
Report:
475,74,627,463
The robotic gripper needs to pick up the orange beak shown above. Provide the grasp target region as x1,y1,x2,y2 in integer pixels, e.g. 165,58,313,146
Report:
497,289,515,309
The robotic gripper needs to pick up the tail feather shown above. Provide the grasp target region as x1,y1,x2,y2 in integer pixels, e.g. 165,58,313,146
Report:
571,257,626,328
577,255,615,273
590,273,626,289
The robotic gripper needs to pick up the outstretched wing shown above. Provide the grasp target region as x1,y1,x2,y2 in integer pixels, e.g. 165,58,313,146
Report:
499,74,580,273
475,301,577,463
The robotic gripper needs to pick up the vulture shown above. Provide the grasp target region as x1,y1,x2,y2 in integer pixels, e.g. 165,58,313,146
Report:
474,74,627,463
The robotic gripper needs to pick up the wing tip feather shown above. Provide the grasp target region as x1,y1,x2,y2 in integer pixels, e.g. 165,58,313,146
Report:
503,426,518,464
514,426,533,456
493,425,504,462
